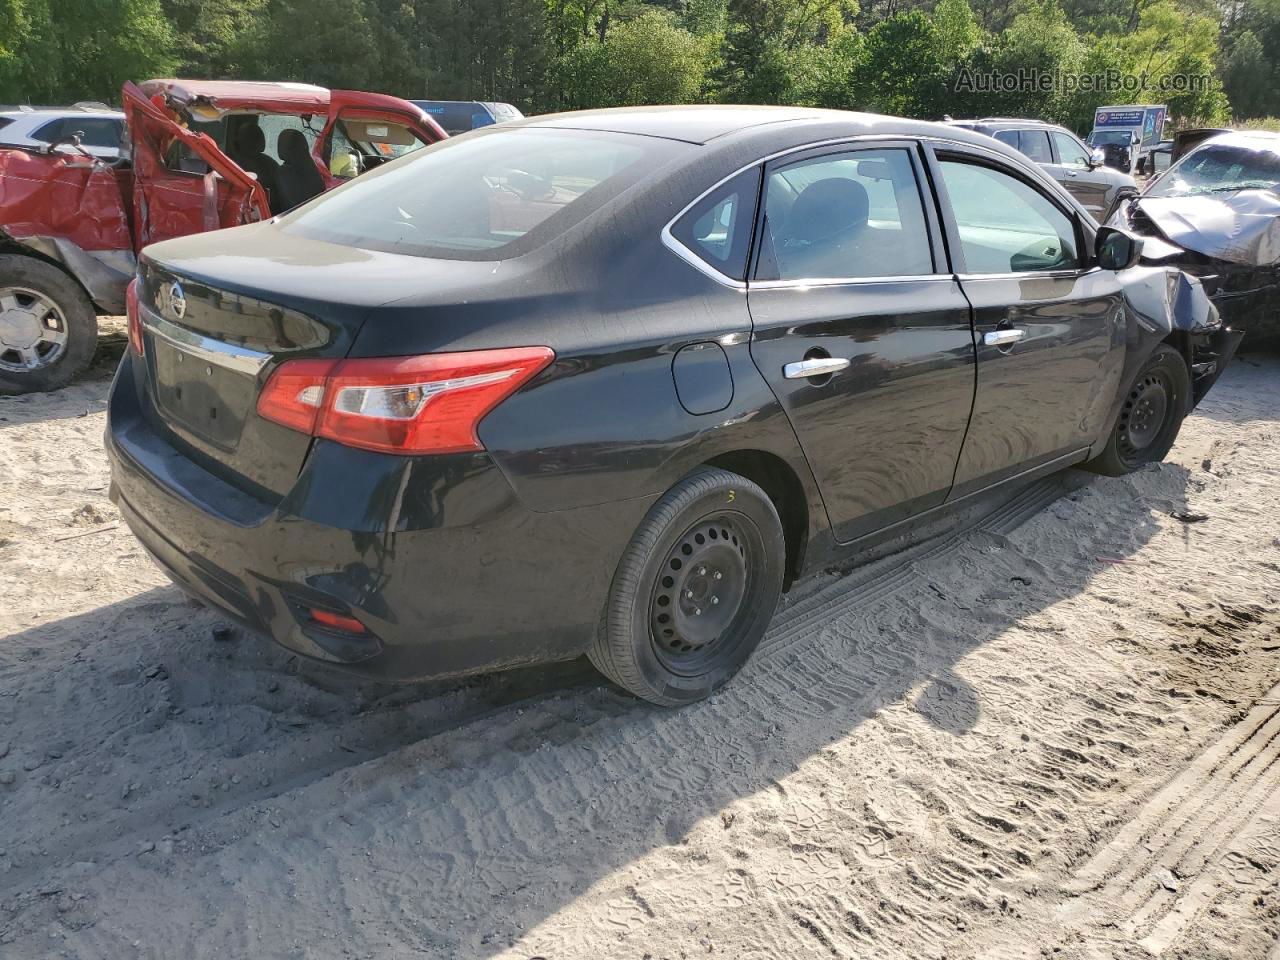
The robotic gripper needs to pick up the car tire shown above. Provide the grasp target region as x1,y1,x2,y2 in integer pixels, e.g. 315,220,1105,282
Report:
1084,344,1190,477
0,254,98,395
589,468,785,706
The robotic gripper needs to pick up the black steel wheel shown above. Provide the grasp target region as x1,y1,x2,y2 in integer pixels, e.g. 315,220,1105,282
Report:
590,468,785,706
649,513,757,674
1117,369,1172,466
1085,344,1190,476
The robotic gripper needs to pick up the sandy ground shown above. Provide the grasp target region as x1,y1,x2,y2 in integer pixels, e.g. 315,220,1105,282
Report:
1,329,1279,959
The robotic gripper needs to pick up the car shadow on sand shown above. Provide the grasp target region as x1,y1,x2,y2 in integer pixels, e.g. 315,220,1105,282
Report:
0,452,1212,955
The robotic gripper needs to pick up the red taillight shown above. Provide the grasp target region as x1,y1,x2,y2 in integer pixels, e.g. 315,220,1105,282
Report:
255,358,337,434
126,278,144,356
257,347,555,455
309,608,367,634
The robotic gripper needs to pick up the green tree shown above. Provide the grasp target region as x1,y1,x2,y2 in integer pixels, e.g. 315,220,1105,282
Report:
159,0,265,79
1116,0,1229,123
420,0,550,106
1223,29,1272,119
982,0,1085,122
233,0,378,88
714,0,854,103
0,0,175,103
934,0,979,66
558,9,713,107
853,11,946,116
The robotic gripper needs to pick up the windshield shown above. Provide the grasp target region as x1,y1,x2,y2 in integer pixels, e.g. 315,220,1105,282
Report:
280,127,686,260
1147,143,1280,198
1090,130,1133,146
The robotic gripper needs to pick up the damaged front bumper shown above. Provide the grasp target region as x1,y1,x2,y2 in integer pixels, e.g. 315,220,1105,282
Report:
1111,193,1280,345
1188,323,1245,408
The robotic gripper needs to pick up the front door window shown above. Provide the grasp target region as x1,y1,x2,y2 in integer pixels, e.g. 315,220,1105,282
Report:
938,160,1080,273
1052,132,1091,168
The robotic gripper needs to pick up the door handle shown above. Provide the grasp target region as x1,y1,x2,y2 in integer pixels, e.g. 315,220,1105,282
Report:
983,328,1026,347
784,357,850,379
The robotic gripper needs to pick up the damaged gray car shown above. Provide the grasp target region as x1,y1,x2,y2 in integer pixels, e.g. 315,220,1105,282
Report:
1110,130,1280,346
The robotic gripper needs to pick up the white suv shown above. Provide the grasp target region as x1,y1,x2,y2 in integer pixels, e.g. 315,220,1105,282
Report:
0,104,125,160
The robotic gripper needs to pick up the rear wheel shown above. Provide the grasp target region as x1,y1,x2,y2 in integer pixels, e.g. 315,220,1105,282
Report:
0,255,98,395
1085,344,1190,476
589,468,785,706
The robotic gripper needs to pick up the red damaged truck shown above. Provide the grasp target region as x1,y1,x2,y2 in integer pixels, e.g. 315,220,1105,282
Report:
0,79,446,393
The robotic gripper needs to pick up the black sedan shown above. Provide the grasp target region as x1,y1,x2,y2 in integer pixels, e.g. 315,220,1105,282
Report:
106,106,1240,706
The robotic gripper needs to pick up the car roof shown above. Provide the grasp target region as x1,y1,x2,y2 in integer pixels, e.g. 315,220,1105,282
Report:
945,118,1061,131
1195,130,1280,153
138,79,332,113
0,107,124,119
517,105,1010,147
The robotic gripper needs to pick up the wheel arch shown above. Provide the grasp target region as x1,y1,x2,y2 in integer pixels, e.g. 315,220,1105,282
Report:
701,448,809,589
1159,330,1196,411
0,232,126,314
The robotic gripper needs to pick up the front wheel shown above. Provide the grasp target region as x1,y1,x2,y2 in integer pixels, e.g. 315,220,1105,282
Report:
589,468,785,706
0,254,99,395
1084,344,1190,476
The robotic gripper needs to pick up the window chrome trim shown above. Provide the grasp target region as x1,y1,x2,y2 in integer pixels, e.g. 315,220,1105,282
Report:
142,307,272,376
660,222,747,290
954,268,1085,282
751,273,954,290
660,134,939,289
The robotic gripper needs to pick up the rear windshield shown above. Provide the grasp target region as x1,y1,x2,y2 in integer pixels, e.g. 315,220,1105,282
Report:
280,127,687,260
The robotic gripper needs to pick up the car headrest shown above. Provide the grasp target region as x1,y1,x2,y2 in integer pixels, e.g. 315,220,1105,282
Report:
237,124,266,155
788,177,870,244
278,128,311,165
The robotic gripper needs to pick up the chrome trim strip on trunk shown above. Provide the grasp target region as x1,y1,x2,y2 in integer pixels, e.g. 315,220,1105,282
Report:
142,308,272,376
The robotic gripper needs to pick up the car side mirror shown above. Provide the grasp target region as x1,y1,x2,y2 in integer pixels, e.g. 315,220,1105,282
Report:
1096,226,1143,270
1088,148,1105,169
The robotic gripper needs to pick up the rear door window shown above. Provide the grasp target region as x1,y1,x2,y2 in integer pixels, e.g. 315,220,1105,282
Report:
35,116,124,149
1018,130,1053,163
756,147,935,281
254,113,322,163
994,130,1019,149
32,118,66,143
670,168,760,281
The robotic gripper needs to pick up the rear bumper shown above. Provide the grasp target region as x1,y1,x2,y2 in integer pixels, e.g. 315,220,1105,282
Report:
106,355,651,680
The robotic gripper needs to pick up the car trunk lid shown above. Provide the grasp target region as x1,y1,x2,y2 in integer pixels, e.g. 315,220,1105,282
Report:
133,222,446,500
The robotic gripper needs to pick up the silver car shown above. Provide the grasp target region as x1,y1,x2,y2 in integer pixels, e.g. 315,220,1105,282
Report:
945,118,1139,221
0,104,125,160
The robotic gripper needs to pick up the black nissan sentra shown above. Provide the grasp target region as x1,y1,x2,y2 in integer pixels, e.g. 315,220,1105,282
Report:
107,106,1241,705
